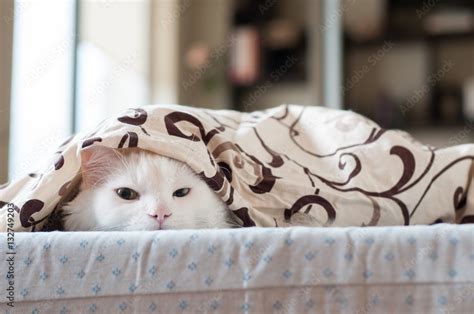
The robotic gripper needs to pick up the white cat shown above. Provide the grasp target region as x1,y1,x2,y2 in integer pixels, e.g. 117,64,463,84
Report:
62,146,239,231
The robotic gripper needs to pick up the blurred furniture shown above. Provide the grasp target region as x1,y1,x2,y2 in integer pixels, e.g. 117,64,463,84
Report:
177,0,326,111
344,0,474,129
228,0,324,111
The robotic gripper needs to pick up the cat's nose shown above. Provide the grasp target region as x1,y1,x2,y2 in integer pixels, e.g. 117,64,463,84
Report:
148,209,172,224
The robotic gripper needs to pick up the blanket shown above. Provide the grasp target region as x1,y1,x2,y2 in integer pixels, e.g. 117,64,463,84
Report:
1,104,473,232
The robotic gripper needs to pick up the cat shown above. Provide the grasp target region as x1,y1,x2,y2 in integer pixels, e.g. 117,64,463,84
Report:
61,146,240,231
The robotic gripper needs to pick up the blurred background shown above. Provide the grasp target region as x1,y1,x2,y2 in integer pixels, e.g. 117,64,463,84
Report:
0,0,473,184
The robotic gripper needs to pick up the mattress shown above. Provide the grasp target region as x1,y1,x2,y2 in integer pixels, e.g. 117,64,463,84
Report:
1,224,473,313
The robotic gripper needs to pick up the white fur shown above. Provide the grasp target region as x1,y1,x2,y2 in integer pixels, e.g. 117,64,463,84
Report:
62,149,237,231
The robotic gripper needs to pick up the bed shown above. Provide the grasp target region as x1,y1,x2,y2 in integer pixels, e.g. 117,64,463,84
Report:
2,224,473,313
1,104,474,313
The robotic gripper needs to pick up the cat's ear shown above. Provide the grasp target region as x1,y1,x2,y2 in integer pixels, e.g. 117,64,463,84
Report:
80,146,121,187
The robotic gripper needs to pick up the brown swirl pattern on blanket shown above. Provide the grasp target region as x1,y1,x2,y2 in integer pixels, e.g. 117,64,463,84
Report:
1,104,473,231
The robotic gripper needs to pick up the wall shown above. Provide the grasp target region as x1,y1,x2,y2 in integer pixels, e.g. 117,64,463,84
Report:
0,0,14,183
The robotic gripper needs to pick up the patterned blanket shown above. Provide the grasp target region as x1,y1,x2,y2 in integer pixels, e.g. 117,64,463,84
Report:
1,104,473,231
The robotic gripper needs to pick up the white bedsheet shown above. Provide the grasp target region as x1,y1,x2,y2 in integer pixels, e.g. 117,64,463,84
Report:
1,224,473,313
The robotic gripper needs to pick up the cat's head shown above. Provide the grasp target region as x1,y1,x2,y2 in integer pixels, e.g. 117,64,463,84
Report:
62,146,235,231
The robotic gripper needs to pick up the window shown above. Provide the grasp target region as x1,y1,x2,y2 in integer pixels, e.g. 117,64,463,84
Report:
8,0,150,179
9,0,76,179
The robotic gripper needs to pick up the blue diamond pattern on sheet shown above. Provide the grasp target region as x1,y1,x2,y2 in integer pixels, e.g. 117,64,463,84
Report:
305,300,315,309
1,225,472,312
449,238,459,246
149,302,157,312
364,237,375,246
59,255,68,264
91,284,101,295
169,248,178,258
405,269,416,279
204,276,213,286
77,270,86,279
407,236,417,245
242,272,251,283
429,251,439,261
116,239,125,246
95,254,105,262
384,252,395,261
262,255,272,263
438,296,448,305
166,280,175,290
112,268,121,276
178,300,188,310
118,302,127,311
188,262,197,271
208,244,217,254
363,270,373,279
323,268,334,278
244,240,254,249
89,304,97,312
324,237,335,245
344,253,354,261
23,257,32,266
224,258,233,268
210,300,220,310
305,251,316,261
273,301,283,310
129,283,137,293
132,251,140,261
149,265,157,275
448,269,458,278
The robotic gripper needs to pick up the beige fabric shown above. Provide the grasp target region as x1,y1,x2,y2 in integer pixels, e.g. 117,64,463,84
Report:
0,104,473,231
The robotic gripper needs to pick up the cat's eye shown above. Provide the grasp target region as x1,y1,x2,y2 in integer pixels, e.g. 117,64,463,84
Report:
116,188,139,200
173,188,190,198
